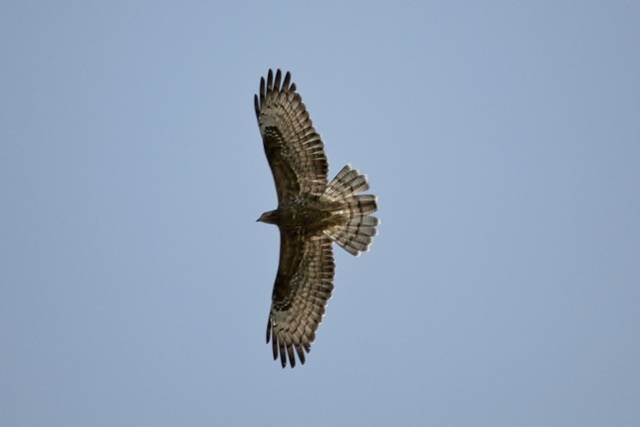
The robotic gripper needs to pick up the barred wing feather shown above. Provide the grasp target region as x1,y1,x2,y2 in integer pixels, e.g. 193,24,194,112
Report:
254,69,328,202
267,230,335,368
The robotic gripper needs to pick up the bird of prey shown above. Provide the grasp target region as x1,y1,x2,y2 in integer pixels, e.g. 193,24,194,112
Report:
254,69,379,368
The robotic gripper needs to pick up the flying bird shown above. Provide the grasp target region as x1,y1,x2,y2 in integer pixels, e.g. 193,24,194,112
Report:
254,69,379,368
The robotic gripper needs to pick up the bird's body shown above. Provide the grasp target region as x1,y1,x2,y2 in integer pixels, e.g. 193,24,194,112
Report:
259,196,345,231
255,69,378,368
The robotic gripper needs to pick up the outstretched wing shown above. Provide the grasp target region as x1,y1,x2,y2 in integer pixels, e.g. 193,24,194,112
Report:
254,69,328,202
266,230,335,368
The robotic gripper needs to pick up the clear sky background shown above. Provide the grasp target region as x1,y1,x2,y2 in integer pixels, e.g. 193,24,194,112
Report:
2,1,639,426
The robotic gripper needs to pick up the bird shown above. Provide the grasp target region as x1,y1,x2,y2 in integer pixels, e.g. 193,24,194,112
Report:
254,69,379,368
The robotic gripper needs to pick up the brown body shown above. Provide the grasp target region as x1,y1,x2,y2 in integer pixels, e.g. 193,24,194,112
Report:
258,197,346,232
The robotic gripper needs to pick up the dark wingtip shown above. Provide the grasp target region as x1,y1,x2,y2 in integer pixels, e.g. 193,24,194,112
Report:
283,71,291,91
295,344,306,365
272,333,278,361
287,345,296,368
266,318,271,343
279,342,286,368
254,94,260,118
259,77,265,103
274,69,282,92
267,69,274,91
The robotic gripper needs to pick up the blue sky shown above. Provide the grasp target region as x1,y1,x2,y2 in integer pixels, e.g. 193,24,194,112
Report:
2,1,639,426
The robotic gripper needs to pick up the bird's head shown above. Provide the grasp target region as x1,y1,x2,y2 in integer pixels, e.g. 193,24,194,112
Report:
257,209,279,225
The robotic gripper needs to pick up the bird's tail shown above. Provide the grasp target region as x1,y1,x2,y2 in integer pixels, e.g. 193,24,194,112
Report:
323,165,379,256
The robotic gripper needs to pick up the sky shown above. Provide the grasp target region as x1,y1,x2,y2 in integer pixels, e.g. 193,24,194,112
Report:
1,1,639,426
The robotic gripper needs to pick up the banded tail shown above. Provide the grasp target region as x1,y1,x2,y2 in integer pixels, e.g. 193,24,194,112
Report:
323,165,379,256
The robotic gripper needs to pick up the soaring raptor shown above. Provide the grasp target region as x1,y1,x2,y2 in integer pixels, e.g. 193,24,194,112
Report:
255,69,379,368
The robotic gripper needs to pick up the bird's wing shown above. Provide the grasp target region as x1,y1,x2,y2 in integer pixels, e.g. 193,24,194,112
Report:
267,229,335,368
254,69,328,202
